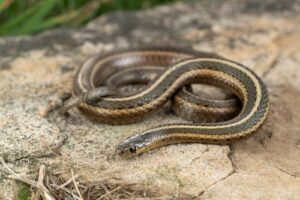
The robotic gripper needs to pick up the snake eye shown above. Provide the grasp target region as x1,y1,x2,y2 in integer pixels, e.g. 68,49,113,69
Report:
129,146,136,153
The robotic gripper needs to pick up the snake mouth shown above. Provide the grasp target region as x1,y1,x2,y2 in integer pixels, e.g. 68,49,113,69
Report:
115,150,136,159
115,148,125,157
115,143,138,158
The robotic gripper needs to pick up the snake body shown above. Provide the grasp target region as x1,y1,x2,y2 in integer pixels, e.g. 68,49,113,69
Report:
73,47,269,158
106,66,241,123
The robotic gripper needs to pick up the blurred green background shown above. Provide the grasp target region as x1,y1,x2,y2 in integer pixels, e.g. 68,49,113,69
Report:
0,0,176,36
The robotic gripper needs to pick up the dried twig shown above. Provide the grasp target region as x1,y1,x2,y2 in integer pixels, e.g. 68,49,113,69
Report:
50,184,82,200
59,174,80,188
34,165,46,200
71,169,84,200
0,157,19,176
97,186,121,200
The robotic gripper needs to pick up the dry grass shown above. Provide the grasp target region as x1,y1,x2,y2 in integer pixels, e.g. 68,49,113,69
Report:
41,170,163,199
1,158,177,200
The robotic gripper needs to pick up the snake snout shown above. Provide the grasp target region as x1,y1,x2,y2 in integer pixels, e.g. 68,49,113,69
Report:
116,132,155,158
115,140,138,158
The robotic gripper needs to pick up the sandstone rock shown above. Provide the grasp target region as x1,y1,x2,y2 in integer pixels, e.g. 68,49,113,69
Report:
1,0,300,199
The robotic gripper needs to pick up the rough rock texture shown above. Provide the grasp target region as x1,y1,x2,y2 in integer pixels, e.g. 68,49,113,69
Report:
1,0,300,199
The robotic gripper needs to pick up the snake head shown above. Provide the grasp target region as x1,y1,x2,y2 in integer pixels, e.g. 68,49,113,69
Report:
116,134,149,158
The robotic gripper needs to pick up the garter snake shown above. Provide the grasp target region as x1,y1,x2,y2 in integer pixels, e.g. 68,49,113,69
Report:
72,47,269,158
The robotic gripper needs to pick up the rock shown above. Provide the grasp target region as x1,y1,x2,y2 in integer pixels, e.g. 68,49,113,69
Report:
1,0,300,199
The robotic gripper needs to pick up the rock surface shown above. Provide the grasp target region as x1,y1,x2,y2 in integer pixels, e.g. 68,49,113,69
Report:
1,0,300,199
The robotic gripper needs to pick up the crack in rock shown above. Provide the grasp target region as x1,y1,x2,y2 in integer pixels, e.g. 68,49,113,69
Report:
197,146,236,198
275,166,300,178
198,170,236,198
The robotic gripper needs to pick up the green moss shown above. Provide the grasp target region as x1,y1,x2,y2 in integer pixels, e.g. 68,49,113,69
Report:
16,183,31,200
